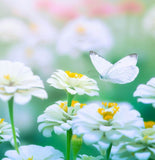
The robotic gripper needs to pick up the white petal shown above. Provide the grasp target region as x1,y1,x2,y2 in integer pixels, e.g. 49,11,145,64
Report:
135,152,151,160
83,131,103,144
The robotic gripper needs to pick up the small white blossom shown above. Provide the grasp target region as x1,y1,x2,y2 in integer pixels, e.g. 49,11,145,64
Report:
56,17,113,56
0,60,47,104
2,145,64,160
134,77,155,108
26,17,57,44
0,18,29,42
47,70,99,96
7,41,53,76
0,118,19,145
112,121,155,160
73,102,144,145
38,100,85,137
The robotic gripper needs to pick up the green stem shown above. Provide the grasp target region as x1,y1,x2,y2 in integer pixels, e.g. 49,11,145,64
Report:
67,93,74,107
73,155,76,160
66,92,74,160
66,129,72,160
106,143,112,160
8,97,19,154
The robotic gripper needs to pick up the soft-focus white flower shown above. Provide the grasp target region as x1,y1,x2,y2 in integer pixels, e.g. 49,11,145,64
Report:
26,17,57,44
1,0,38,18
134,77,155,108
56,17,113,56
0,60,47,104
0,118,19,145
7,41,53,76
73,102,144,145
38,100,85,137
112,121,155,160
2,145,64,160
143,7,155,37
0,18,29,42
47,70,99,96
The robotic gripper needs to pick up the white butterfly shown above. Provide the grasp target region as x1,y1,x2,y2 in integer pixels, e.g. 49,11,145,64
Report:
89,51,139,84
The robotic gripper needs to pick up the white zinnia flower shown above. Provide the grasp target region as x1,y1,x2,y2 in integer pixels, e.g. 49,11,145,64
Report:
28,17,57,44
26,17,57,44
112,121,155,160
0,60,47,104
0,18,29,42
47,70,99,96
38,100,85,137
134,77,155,108
2,145,64,160
73,102,144,145
0,118,19,145
143,7,155,37
56,17,113,56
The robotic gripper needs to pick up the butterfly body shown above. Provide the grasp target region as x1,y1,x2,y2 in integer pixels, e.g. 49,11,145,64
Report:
89,51,139,84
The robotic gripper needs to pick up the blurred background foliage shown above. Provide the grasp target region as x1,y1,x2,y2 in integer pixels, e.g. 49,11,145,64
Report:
0,0,155,158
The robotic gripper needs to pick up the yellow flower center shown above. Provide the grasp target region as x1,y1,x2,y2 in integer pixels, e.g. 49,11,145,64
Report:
59,100,85,112
27,156,33,160
102,102,118,108
29,23,38,32
76,25,86,34
0,118,4,124
65,71,83,79
59,102,68,112
98,102,119,121
144,121,155,128
25,48,34,58
72,134,77,139
80,103,86,108
71,100,79,107
4,74,11,80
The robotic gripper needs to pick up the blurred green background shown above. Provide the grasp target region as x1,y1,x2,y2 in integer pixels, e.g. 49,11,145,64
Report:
0,0,155,159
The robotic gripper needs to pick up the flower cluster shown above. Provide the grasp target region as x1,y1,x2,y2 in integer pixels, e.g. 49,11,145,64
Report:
0,57,155,160
112,121,155,160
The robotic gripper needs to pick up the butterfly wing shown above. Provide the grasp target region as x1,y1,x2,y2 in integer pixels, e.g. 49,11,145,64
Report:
113,53,138,66
106,54,139,84
89,51,113,77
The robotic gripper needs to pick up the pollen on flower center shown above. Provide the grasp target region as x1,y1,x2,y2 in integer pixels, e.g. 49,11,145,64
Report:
65,71,83,79
59,100,85,112
25,48,34,58
76,25,86,34
144,121,155,128
0,118,4,124
59,102,68,112
29,23,38,32
98,102,119,121
4,74,11,80
71,100,86,108
27,156,33,160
